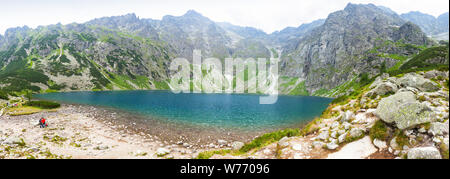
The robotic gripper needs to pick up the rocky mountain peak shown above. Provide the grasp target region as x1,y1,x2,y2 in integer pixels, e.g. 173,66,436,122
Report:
344,3,377,12
4,26,31,37
400,11,449,37
183,9,203,18
342,3,404,25
162,9,210,22
394,21,433,45
437,12,449,31
85,13,143,29
438,12,449,21
280,3,434,94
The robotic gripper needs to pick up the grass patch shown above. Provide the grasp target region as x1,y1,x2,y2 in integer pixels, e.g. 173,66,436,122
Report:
239,128,300,153
6,106,42,116
25,100,60,109
298,117,323,136
345,131,365,143
440,142,449,159
196,149,232,159
369,120,389,141
288,81,309,96
392,130,409,149
399,45,448,70
0,90,8,100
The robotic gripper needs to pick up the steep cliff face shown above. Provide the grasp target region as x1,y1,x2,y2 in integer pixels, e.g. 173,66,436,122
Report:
280,3,434,94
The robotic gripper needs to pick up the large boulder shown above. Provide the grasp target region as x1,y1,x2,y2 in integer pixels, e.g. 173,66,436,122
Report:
366,82,398,97
231,141,245,150
407,147,442,159
326,139,339,150
374,91,434,130
390,137,400,150
316,130,329,140
341,111,354,123
424,70,447,79
278,137,290,147
428,122,449,136
398,73,440,92
156,148,171,156
349,128,365,139
369,74,389,89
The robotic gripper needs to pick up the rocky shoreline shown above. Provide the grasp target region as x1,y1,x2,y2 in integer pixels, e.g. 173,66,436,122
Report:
209,70,449,159
0,104,255,159
1,70,448,159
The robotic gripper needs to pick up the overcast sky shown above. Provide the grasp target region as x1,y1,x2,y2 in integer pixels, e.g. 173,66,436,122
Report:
0,0,448,35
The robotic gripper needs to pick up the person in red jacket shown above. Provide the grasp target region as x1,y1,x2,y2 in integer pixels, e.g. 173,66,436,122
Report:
39,118,48,128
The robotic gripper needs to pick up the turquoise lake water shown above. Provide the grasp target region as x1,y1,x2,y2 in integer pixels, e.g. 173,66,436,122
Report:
34,91,332,131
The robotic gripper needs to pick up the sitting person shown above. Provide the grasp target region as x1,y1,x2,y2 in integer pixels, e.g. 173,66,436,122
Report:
39,118,48,128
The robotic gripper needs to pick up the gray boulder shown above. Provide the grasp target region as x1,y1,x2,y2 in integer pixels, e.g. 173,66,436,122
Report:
278,137,290,147
369,73,390,89
338,132,348,144
312,141,325,149
349,128,365,139
443,138,449,150
231,141,244,150
375,91,434,130
343,122,351,130
2,137,23,146
407,147,442,159
316,130,329,140
424,70,447,79
156,148,171,156
428,122,449,136
341,111,354,123
373,139,387,150
398,73,440,92
326,139,339,150
390,137,400,150
217,140,227,145
366,82,398,97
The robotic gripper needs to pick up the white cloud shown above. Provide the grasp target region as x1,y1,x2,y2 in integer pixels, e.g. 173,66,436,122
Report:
0,0,448,35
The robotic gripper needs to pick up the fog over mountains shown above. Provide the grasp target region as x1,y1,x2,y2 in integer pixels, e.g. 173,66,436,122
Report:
0,3,448,97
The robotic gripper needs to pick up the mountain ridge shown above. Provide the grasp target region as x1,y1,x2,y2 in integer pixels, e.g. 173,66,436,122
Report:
0,3,447,98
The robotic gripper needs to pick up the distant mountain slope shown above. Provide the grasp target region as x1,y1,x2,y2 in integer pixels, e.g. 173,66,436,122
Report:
401,11,449,40
281,3,434,94
0,4,444,98
87,10,271,60
0,23,175,93
270,19,325,47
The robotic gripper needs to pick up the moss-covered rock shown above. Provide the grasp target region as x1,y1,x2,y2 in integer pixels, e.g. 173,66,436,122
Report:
398,73,440,92
375,91,434,130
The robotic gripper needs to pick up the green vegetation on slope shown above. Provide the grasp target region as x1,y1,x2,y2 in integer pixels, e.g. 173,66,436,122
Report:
395,45,449,74
370,120,389,141
289,81,309,96
25,100,61,109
